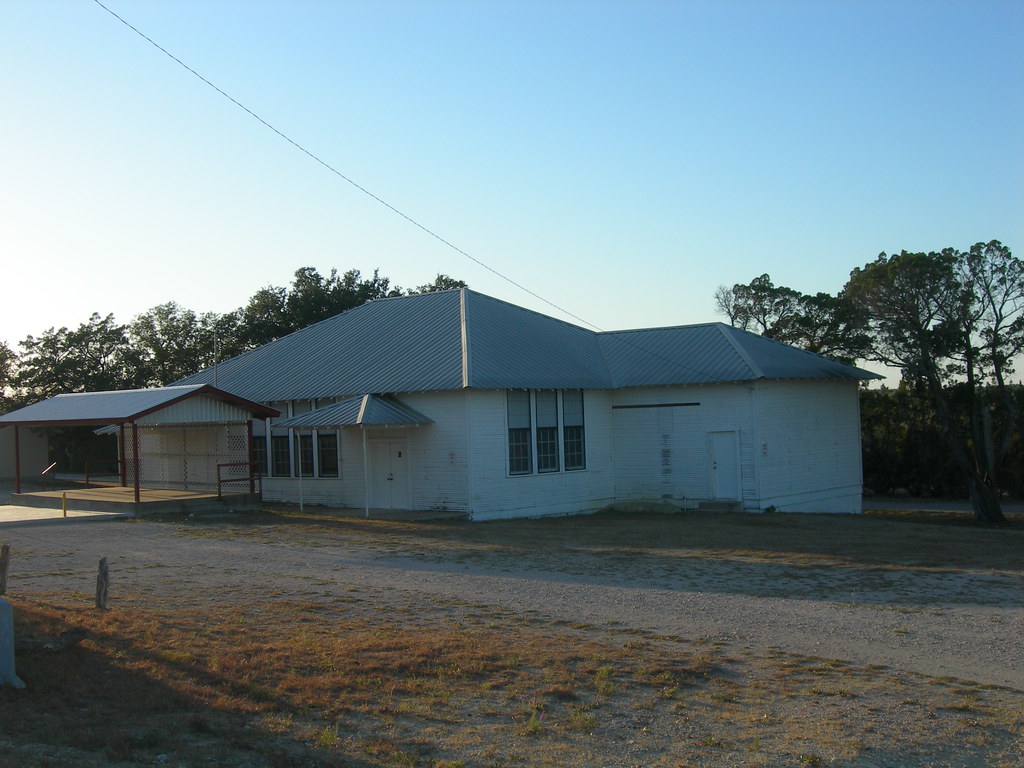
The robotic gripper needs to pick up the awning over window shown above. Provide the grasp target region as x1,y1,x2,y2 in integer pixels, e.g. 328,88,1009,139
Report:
274,394,432,428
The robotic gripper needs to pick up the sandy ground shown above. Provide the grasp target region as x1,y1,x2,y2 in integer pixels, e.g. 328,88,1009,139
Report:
1,510,1021,692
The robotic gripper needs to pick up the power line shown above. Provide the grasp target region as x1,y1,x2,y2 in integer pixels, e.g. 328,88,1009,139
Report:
90,1,753,382
90,0,601,332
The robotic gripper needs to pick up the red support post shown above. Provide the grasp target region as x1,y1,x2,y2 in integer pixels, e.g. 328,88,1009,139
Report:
131,422,141,504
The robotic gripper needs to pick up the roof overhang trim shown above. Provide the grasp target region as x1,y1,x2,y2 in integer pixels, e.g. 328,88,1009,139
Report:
0,385,280,428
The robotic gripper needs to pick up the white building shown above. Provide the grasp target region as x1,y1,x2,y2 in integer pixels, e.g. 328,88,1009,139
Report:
169,288,878,520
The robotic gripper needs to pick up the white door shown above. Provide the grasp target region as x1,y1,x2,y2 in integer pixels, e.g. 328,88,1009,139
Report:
369,440,410,509
709,431,740,500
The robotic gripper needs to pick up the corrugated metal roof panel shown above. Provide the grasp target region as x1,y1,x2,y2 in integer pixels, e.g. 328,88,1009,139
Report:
171,290,877,401
601,323,878,386
0,386,205,425
600,325,756,386
463,291,611,389
176,291,467,401
275,395,432,427
0,385,279,426
720,325,880,380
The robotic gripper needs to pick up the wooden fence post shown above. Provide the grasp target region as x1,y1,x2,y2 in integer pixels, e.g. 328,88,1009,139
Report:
0,545,9,596
96,557,109,610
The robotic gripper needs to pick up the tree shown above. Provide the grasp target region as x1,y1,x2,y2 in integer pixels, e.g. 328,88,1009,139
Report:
237,267,403,349
15,313,139,402
715,275,870,365
0,340,16,413
129,302,242,387
407,274,467,295
845,241,1023,524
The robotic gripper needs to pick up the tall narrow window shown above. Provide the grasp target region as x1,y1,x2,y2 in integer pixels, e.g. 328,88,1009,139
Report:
563,389,586,470
507,389,532,475
535,389,559,472
271,434,290,476
252,435,268,477
294,433,314,477
317,431,339,477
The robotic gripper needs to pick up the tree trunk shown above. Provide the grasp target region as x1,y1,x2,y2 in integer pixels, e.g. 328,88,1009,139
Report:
924,374,1008,526
968,477,1007,525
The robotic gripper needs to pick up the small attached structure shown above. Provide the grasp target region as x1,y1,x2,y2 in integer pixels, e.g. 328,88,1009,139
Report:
0,385,278,502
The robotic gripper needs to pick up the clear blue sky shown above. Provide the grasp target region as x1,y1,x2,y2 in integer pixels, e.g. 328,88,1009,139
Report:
2,0,1021,351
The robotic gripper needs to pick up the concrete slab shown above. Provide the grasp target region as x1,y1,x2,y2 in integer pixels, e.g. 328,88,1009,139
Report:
0,504,128,526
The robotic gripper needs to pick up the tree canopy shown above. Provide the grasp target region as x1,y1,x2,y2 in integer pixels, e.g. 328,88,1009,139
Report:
845,241,1022,523
714,274,870,365
15,313,138,402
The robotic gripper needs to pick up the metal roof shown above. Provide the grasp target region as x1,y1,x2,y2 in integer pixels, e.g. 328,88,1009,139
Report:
0,385,279,427
600,323,879,386
274,395,432,428
173,288,879,400
176,291,466,401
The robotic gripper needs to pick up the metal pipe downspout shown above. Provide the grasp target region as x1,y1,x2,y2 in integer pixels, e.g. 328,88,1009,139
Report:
362,427,370,519
247,420,255,495
292,427,303,512
13,425,21,495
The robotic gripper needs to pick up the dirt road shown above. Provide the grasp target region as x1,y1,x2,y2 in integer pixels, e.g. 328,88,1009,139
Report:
2,513,1021,690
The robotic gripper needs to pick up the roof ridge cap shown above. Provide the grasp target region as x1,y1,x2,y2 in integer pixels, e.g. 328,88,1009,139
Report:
716,324,765,379
460,289,471,388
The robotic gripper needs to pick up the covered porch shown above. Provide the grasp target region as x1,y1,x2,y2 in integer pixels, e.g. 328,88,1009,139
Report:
273,394,436,518
0,385,278,512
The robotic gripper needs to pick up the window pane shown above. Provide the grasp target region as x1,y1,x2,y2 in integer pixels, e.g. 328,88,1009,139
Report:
508,390,532,475
563,390,584,426
271,434,290,477
564,425,586,470
294,433,314,477
508,428,532,475
317,432,339,477
507,390,531,428
563,390,585,470
537,426,559,472
536,390,558,427
252,436,268,477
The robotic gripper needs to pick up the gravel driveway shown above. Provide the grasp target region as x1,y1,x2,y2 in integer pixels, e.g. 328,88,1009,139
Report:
2,512,1021,691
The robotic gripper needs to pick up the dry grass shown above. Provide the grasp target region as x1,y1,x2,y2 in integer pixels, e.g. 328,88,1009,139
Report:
2,508,1023,767
3,595,1021,767
256,504,1023,570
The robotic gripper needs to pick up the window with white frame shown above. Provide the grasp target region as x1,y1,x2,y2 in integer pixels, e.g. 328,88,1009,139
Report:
562,389,586,470
294,433,314,477
270,433,291,476
535,389,559,472
506,389,586,476
260,399,342,478
507,389,533,475
317,432,339,477
252,435,268,476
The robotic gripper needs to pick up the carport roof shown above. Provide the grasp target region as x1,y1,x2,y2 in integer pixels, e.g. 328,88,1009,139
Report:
0,385,279,427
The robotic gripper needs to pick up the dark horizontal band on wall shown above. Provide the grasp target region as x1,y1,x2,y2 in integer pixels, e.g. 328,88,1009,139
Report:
612,402,700,410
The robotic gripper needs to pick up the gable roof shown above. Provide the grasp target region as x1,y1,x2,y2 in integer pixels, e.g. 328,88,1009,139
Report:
0,385,279,427
173,289,878,401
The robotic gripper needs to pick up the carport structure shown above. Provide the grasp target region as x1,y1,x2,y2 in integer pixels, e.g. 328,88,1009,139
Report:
0,385,279,504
